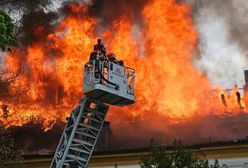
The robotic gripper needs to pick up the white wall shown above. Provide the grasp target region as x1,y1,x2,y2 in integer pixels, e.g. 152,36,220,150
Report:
209,157,248,168
91,157,248,168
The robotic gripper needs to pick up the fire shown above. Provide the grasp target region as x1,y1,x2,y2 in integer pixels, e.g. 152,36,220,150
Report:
0,0,247,130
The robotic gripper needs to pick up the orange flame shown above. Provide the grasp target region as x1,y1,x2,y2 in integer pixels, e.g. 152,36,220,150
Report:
0,0,247,131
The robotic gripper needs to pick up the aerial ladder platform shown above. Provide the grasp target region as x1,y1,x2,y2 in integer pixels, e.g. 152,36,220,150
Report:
50,41,136,168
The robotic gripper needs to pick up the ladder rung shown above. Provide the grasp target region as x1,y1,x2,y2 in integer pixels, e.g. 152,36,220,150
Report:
72,138,94,147
63,163,69,166
85,108,95,113
63,163,85,168
78,123,100,131
69,147,90,155
85,108,105,116
66,154,87,162
82,116,103,124
77,128,97,137
75,131,97,139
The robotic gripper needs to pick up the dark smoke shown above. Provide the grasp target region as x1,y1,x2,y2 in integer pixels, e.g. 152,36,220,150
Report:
88,0,148,27
8,122,64,154
0,0,85,48
110,112,248,148
18,10,59,47
7,112,248,154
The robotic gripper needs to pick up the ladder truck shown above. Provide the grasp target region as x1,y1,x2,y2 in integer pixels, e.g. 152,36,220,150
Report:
50,43,136,168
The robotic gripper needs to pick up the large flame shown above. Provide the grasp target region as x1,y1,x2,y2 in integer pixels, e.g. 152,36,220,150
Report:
0,0,246,131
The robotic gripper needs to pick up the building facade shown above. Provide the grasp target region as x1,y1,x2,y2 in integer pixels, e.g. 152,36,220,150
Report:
12,140,248,168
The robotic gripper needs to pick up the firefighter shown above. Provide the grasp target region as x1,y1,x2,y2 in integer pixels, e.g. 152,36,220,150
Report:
89,51,97,61
236,91,241,108
107,53,116,62
221,93,227,107
94,39,106,58
91,39,106,80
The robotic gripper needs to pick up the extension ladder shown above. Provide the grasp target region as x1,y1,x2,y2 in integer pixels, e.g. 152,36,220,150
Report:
50,98,109,168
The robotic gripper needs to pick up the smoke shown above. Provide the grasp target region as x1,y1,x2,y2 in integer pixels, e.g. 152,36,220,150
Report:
88,0,148,24
185,0,248,89
19,11,59,47
110,112,248,148
8,122,64,154
9,112,248,154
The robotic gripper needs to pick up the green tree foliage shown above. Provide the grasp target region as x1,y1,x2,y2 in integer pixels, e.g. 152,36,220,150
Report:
140,140,219,168
0,10,16,50
0,126,22,168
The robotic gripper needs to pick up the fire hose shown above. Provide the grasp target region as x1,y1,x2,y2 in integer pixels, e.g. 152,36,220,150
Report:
96,61,119,90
